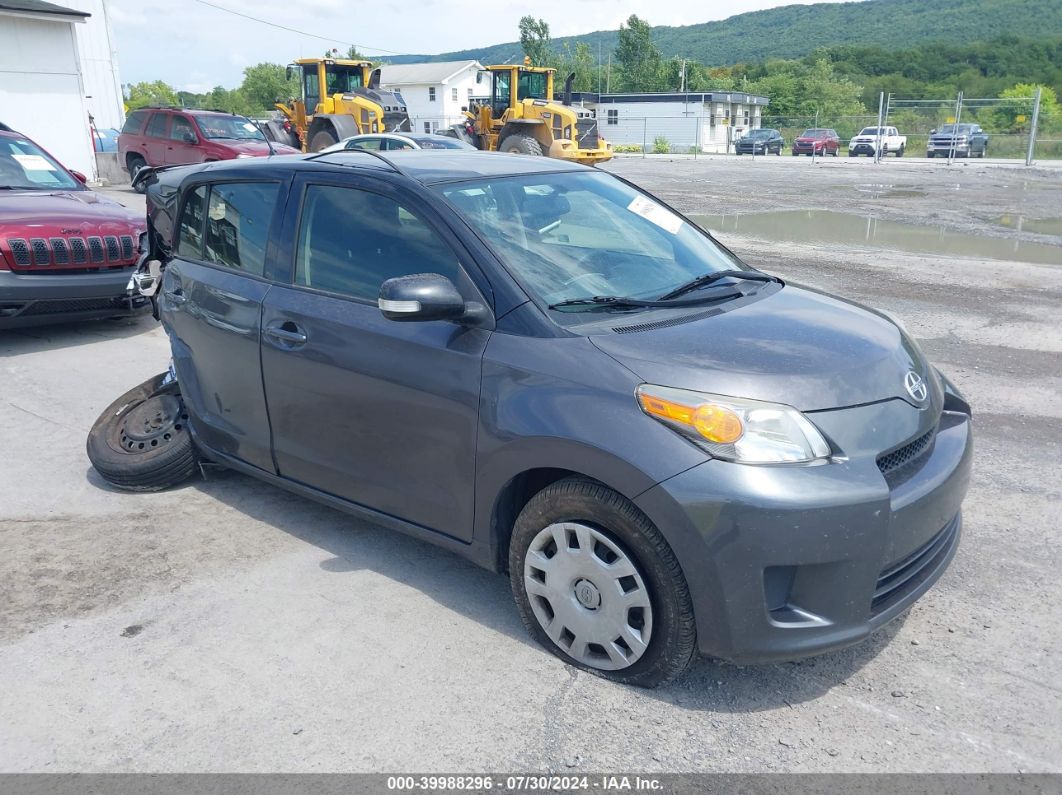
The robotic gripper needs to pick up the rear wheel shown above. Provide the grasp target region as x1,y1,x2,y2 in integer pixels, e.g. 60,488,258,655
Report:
87,373,198,492
499,134,544,156
509,478,697,688
309,128,339,153
127,154,148,193
926,152,935,158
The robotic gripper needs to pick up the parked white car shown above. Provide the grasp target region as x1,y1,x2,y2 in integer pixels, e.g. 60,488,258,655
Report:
320,132,476,153
848,126,907,157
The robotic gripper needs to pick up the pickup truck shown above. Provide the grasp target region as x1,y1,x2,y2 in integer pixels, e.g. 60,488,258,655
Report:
848,126,906,157
926,124,989,158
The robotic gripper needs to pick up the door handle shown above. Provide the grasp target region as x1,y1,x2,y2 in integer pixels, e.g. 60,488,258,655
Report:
265,321,308,346
164,287,187,304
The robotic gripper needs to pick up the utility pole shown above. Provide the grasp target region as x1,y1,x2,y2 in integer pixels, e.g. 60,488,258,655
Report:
1026,86,1042,166
606,54,611,94
948,91,963,165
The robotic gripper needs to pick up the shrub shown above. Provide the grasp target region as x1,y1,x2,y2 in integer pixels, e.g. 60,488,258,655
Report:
652,136,671,154
613,144,644,153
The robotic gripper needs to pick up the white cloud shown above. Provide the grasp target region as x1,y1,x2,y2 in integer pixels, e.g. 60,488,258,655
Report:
113,0,851,90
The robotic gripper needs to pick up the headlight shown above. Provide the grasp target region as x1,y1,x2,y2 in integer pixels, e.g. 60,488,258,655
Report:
636,384,832,464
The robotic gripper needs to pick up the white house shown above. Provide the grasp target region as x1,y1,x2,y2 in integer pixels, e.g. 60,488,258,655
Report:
379,60,487,133
0,0,124,179
572,91,771,153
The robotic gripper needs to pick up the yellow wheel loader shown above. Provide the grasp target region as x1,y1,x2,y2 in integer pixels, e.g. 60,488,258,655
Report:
274,58,412,152
450,65,612,164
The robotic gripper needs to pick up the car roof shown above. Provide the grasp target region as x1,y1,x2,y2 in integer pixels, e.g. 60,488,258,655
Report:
184,150,590,185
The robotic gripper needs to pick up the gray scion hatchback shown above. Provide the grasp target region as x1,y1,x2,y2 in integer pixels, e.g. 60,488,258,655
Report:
90,151,973,688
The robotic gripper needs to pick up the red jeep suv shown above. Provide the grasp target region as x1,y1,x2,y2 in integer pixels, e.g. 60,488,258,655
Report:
118,107,298,188
0,124,149,328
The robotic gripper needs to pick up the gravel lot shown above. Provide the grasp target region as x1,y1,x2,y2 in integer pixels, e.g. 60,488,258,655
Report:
1,155,1060,773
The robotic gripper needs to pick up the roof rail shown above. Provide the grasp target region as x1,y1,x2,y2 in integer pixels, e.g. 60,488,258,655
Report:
304,148,411,178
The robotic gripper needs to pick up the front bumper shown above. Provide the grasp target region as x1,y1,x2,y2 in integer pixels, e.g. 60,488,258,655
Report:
0,266,149,329
634,402,973,663
849,143,877,155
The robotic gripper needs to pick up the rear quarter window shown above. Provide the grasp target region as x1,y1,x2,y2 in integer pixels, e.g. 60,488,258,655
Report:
145,113,169,139
121,110,149,135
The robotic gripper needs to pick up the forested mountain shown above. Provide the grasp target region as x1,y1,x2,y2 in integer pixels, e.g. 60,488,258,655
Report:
390,0,1061,67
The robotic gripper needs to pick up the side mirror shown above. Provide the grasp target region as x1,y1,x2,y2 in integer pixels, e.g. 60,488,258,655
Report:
379,273,466,322
930,128,937,135
69,170,88,184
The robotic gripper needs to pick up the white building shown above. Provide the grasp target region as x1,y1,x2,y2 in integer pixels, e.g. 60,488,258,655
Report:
572,91,771,153
379,60,487,134
0,0,124,179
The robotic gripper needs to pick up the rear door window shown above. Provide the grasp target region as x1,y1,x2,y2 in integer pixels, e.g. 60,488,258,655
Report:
145,112,169,139
175,183,280,276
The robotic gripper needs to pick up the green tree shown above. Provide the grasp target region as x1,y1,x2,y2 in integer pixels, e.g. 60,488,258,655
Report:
614,15,662,92
554,42,598,92
993,83,1059,132
798,58,866,119
203,85,253,116
239,63,300,112
126,80,179,109
519,16,552,66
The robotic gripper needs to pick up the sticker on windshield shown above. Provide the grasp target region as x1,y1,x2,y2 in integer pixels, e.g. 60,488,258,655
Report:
12,154,56,171
627,195,683,235
242,122,257,132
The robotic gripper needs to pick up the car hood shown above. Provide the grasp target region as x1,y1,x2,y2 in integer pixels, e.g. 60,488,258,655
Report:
0,189,142,228
218,140,300,156
589,284,936,412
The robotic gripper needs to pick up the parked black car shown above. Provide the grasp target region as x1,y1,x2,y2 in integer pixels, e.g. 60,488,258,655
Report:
89,152,973,687
927,124,989,158
735,129,784,155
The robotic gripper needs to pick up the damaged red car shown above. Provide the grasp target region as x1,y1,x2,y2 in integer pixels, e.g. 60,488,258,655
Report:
0,124,149,329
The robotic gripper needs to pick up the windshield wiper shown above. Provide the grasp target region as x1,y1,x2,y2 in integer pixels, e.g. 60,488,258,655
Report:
549,284,746,312
656,269,780,301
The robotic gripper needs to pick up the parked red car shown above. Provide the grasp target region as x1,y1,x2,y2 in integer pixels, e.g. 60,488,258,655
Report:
118,107,298,190
791,128,840,156
0,124,149,328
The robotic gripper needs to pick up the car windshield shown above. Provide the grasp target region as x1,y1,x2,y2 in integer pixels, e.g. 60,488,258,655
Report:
437,171,744,313
860,127,884,135
747,130,773,138
409,136,472,150
801,129,829,138
937,124,973,134
194,114,265,141
0,137,81,190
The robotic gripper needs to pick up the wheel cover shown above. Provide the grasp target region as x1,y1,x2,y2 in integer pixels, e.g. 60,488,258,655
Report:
114,394,187,454
524,522,653,671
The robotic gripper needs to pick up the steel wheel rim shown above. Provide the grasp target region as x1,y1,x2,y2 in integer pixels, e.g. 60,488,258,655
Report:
524,522,653,671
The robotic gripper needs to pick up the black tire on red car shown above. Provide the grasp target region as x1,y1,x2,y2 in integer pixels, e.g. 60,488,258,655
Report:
127,155,148,193
87,373,198,492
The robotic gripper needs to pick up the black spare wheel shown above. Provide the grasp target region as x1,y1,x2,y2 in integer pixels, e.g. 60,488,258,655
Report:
87,372,198,492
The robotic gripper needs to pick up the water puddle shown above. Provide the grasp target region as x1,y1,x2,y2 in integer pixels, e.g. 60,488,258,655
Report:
692,210,1062,266
996,215,1062,236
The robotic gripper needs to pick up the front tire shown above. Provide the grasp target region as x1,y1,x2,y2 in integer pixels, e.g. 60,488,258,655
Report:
498,134,544,156
86,373,198,492
509,478,696,688
896,144,905,157
127,155,148,193
309,129,339,153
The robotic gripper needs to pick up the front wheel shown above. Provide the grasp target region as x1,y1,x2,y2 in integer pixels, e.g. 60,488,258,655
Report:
509,478,696,688
87,373,198,492
309,129,338,153
498,134,544,156
127,155,148,193
896,145,905,157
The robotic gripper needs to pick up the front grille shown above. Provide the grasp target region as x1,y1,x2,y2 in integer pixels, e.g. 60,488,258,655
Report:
877,428,935,475
3,235,136,270
31,238,49,265
88,237,105,264
70,237,87,264
872,517,959,614
575,118,599,150
50,238,70,265
20,297,123,316
8,239,32,266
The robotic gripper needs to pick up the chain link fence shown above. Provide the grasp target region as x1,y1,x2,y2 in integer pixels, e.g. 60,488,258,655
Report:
408,91,1057,163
